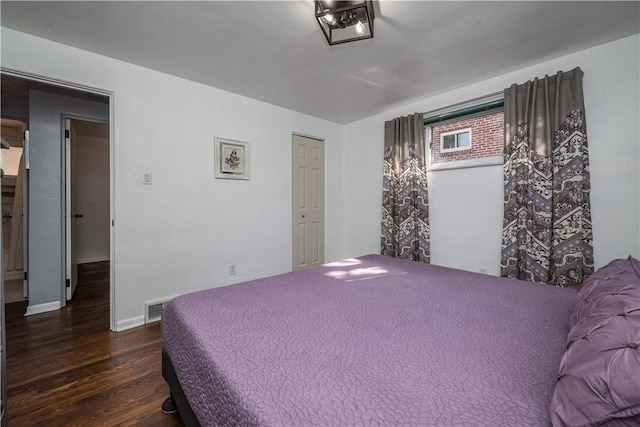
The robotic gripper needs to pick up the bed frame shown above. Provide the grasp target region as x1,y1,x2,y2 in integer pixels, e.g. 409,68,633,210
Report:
161,347,201,427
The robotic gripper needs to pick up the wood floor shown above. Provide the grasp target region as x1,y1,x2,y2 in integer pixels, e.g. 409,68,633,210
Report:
5,261,185,426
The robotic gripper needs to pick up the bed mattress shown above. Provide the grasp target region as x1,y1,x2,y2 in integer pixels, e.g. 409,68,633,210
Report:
161,254,576,426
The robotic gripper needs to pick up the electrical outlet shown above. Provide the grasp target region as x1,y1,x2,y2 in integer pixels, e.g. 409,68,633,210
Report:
479,266,489,274
229,264,236,276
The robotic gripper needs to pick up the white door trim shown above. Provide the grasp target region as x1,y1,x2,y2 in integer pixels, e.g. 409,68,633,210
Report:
1,67,117,332
292,132,325,142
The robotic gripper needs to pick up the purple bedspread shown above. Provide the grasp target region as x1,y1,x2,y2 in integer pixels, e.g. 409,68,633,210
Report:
162,255,576,426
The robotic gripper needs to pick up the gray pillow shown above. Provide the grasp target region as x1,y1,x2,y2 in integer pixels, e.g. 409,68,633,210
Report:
551,257,640,427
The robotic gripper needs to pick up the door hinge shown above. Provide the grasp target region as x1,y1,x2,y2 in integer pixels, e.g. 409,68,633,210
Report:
65,129,70,139
24,271,28,281
66,278,71,288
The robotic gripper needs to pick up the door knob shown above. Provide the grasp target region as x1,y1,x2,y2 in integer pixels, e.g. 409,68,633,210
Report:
73,214,83,219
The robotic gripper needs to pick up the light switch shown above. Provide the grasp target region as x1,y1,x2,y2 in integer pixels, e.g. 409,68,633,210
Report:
143,171,152,185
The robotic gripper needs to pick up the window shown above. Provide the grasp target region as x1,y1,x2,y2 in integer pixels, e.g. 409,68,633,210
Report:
425,96,504,169
440,128,471,152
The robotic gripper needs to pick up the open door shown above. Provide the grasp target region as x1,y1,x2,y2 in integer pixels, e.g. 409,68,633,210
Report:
0,131,8,426
65,118,78,300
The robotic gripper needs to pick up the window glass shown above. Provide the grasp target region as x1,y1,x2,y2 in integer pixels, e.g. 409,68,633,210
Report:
427,110,503,165
443,134,456,150
457,131,470,148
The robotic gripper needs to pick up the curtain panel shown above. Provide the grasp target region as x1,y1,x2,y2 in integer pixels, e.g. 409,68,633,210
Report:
501,67,593,287
381,113,430,263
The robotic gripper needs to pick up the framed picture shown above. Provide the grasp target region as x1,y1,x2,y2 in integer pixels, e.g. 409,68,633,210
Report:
214,137,250,180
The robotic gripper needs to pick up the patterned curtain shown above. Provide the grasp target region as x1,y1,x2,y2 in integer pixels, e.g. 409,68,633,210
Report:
501,67,593,287
381,113,430,263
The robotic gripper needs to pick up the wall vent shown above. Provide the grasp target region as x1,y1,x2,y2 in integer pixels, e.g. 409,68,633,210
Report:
145,299,171,324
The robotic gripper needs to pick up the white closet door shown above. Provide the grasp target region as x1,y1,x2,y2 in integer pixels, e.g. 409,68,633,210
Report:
292,134,324,270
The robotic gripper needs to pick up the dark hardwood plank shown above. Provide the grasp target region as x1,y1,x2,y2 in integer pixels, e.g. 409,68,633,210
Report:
5,261,184,426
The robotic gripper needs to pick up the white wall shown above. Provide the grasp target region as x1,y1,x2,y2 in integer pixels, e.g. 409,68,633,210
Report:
28,90,109,314
342,34,640,274
1,28,344,330
2,27,638,330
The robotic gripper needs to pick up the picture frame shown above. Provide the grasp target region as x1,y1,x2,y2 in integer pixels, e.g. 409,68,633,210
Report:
214,137,250,180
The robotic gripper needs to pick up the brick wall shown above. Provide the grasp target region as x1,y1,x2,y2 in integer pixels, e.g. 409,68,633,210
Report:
431,111,503,163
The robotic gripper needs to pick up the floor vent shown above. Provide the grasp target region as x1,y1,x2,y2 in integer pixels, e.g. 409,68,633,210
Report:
145,299,170,324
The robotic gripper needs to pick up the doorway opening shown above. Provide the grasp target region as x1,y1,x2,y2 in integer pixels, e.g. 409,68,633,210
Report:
65,118,110,301
1,72,114,329
1,118,27,303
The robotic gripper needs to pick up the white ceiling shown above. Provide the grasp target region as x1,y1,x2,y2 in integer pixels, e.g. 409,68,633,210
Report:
1,1,638,124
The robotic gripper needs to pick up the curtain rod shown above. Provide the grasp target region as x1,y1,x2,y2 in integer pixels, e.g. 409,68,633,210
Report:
421,90,503,119
424,99,504,126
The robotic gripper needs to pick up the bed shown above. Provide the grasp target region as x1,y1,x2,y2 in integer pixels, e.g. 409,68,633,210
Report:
161,254,640,427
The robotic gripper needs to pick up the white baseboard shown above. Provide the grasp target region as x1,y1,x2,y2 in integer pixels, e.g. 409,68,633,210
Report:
25,301,61,316
115,315,145,332
77,256,110,264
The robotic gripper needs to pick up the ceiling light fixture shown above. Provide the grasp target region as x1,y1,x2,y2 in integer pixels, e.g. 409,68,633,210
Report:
315,1,374,45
